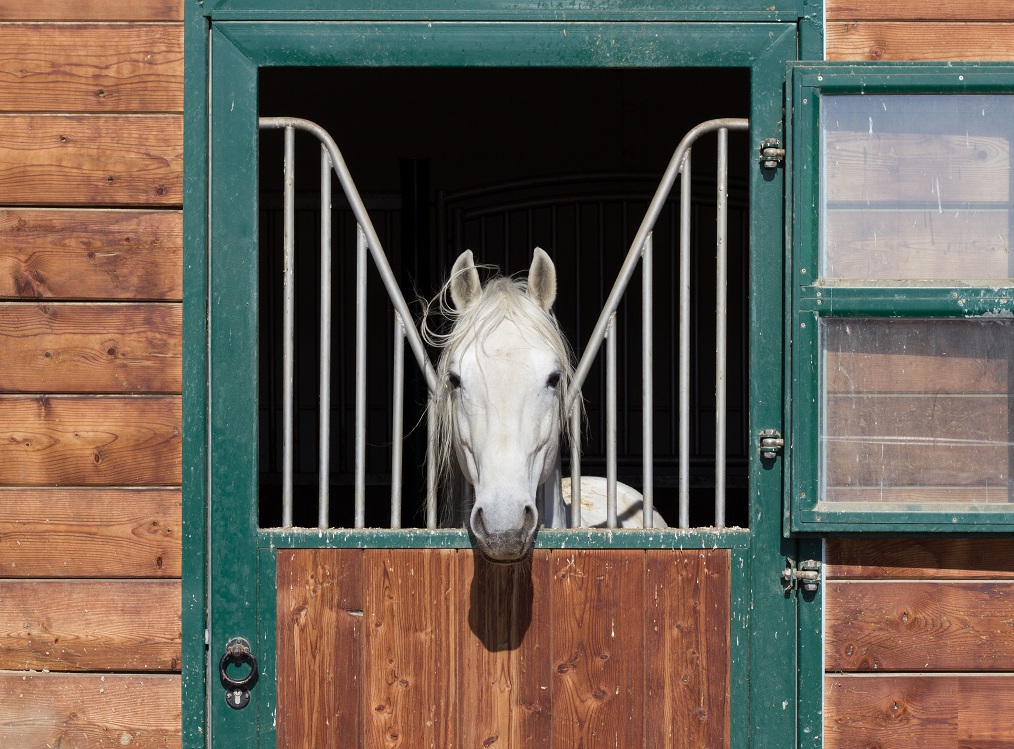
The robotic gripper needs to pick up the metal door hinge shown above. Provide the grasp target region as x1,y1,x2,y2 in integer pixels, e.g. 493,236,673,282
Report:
759,429,784,459
759,138,785,169
782,559,821,593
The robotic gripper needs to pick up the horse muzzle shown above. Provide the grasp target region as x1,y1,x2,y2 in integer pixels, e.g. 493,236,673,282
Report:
470,502,538,563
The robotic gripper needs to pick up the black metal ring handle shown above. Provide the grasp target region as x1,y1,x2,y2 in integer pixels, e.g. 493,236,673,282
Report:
219,637,258,690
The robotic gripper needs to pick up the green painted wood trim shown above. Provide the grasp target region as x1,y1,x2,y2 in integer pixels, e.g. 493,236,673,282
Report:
208,25,262,744
795,538,823,749
259,527,752,550
257,549,279,749
217,19,798,68
746,27,800,749
182,2,210,748
203,0,807,22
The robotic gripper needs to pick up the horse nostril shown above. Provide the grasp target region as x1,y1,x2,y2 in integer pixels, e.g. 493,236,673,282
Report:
522,503,538,536
471,506,488,537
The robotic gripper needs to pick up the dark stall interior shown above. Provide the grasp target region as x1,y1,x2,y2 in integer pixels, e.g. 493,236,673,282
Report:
257,67,751,529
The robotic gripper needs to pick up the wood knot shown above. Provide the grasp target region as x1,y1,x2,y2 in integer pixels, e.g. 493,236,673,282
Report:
592,688,607,701
483,736,498,747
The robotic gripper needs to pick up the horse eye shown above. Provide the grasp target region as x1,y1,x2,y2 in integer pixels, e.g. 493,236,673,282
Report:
447,372,462,390
546,372,562,389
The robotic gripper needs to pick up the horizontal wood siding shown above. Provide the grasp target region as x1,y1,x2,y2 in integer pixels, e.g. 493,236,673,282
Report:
0,5,184,745
0,115,183,207
827,1,1014,60
0,672,181,747
0,488,181,578
277,548,731,749
0,1,183,21
825,539,1014,749
0,209,183,301
0,395,181,485
0,303,182,393
0,24,184,113
825,675,1014,749
0,579,181,671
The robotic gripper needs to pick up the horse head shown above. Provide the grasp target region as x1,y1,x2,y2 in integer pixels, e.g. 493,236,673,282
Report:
430,248,572,562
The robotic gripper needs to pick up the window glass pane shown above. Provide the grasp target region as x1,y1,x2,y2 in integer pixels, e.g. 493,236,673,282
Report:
821,95,1014,282
820,318,1014,507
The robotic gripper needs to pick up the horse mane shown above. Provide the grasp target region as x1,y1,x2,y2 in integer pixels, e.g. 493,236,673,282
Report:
421,266,581,500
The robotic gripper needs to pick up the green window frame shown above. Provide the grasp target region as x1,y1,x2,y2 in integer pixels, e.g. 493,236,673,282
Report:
788,63,1014,533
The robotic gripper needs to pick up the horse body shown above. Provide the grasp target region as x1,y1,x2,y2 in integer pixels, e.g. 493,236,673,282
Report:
427,248,664,562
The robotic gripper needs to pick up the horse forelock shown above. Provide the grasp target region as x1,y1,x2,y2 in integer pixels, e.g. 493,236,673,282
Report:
422,273,581,495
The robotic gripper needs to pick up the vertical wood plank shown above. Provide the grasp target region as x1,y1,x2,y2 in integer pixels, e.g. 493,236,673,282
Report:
645,549,731,749
458,550,552,749
364,549,458,749
277,549,363,749
550,549,644,749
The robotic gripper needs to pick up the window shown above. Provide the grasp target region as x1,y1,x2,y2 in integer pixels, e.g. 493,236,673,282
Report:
789,65,1014,531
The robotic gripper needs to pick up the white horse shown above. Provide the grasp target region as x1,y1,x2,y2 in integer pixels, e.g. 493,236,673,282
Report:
425,248,665,563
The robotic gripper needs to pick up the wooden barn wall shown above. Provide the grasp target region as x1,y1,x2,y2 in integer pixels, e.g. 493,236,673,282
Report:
824,4,1014,749
825,0,1014,60
0,1,184,747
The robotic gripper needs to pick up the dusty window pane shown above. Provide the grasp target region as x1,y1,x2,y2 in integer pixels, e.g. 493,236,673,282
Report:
821,95,1014,282
820,318,1014,507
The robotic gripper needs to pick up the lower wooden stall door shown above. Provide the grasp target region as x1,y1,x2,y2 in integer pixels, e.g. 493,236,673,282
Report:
276,547,731,749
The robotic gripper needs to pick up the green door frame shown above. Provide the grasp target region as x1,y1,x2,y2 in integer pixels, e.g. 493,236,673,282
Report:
184,9,817,748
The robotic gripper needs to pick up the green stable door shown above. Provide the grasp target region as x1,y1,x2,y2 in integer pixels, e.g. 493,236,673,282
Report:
187,6,820,748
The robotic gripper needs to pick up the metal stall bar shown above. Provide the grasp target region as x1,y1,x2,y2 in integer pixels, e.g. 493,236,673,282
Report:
390,313,406,529
281,125,296,528
567,118,749,530
679,153,692,530
318,146,333,529
641,233,653,528
715,127,730,528
354,225,368,528
260,117,438,530
570,407,582,528
606,314,618,528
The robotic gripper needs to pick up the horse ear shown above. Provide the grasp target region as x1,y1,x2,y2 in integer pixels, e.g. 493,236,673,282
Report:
528,247,557,312
450,250,481,310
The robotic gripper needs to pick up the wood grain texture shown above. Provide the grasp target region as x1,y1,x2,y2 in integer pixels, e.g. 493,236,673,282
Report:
0,115,182,206
827,0,1014,21
364,549,458,749
0,395,181,486
277,548,363,749
0,24,183,113
825,674,1014,749
0,579,181,671
825,131,1008,204
824,320,1013,395
826,581,1014,671
0,0,182,21
0,672,181,748
459,550,552,749
824,209,1010,281
646,550,730,749
0,303,181,393
0,487,181,578
826,538,1014,580
0,209,183,300
827,22,1014,61
550,549,644,749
